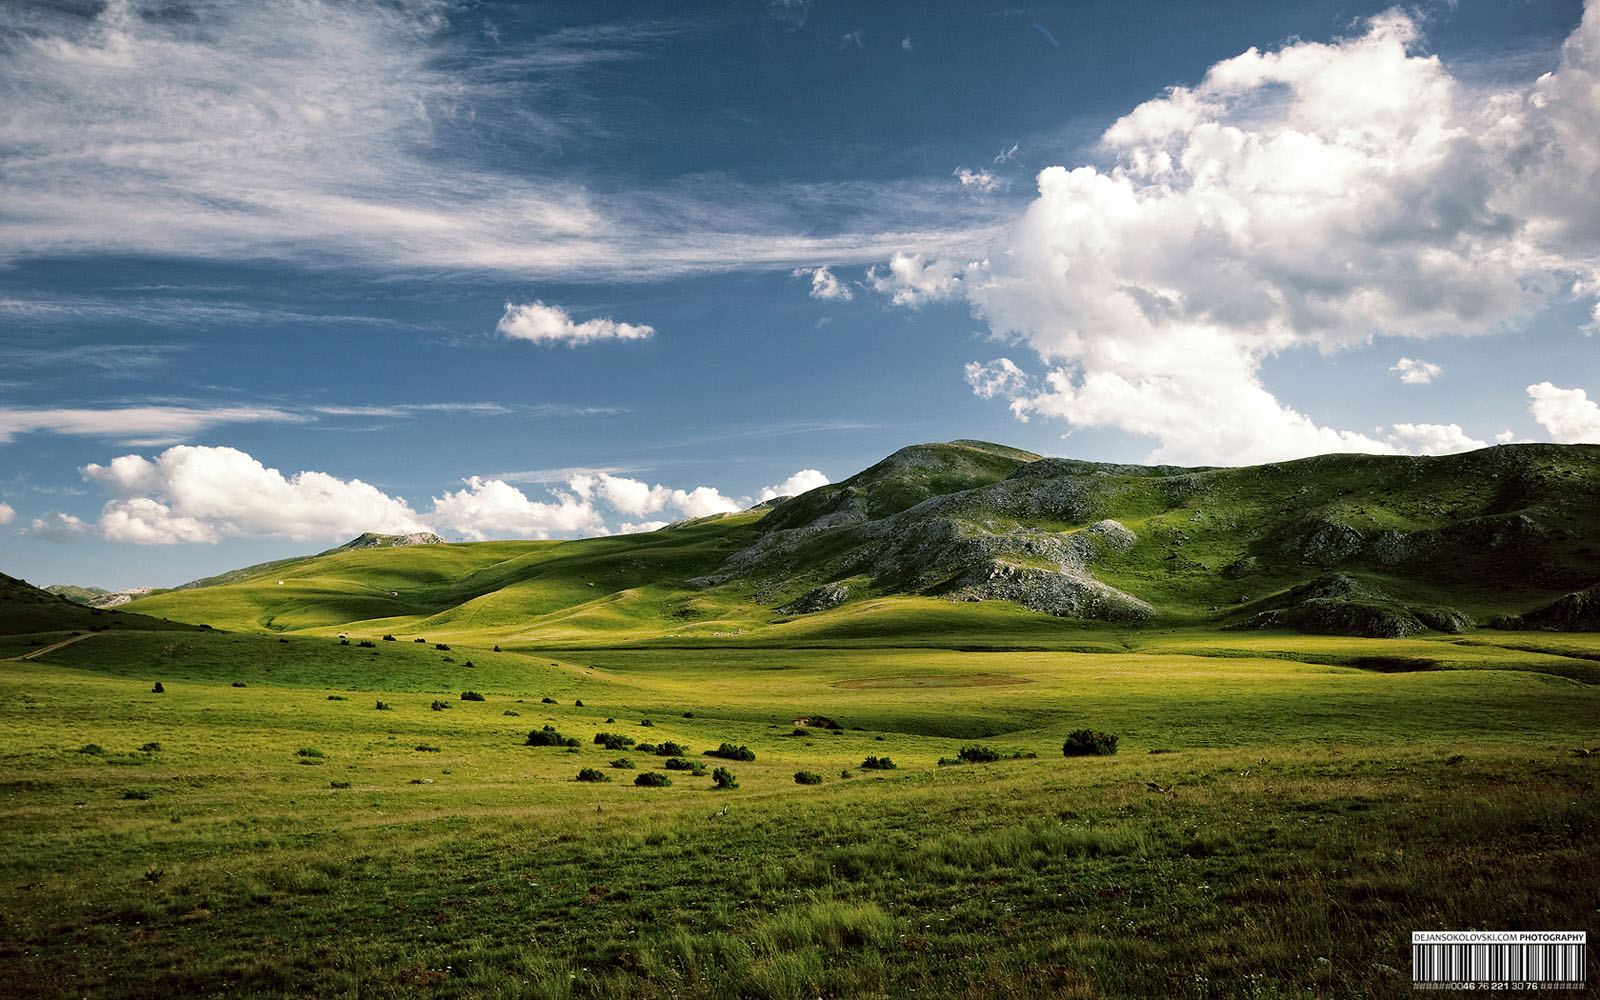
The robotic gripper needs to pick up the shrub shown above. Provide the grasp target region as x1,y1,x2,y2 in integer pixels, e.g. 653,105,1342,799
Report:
605,717,615,724
415,744,441,753
526,726,579,748
122,789,152,800
788,728,808,737
634,743,658,755
435,644,451,651
860,756,896,770
654,741,689,757
634,772,671,787
279,638,289,643
339,639,349,646
663,757,694,770
296,747,325,758
357,640,375,648
374,700,390,710
430,700,451,711
492,645,501,652
639,719,653,727
541,697,557,705
77,744,106,755
152,682,165,693
440,657,454,663
327,694,347,701
502,710,520,717
794,770,824,785
460,691,485,701
682,711,694,718
574,699,583,707
414,638,426,643
594,732,635,750
231,681,247,688
139,742,161,752
711,766,738,789
575,768,610,782
463,661,475,668
329,780,350,789
383,635,397,641
609,757,635,769
958,745,1001,763
840,769,853,779
1062,729,1118,756
706,743,755,762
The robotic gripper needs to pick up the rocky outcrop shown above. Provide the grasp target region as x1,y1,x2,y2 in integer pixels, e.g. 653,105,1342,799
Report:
1228,574,1473,638
1492,582,1600,631
781,584,850,614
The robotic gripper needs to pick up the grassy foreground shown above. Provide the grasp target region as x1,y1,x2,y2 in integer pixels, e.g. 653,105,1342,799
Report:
1,628,1597,998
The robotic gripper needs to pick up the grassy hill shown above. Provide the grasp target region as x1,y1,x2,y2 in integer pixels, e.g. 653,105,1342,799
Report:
118,441,1600,644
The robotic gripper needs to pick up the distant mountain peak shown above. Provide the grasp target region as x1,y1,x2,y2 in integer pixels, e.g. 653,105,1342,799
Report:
323,531,446,554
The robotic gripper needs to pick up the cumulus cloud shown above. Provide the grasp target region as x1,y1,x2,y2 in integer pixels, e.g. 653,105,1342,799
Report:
0,502,14,525
907,5,1600,464
868,252,972,308
1391,358,1442,385
82,445,428,544
759,469,828,501
428,477,605,541
1389,422,1488,455
30,512,94,542
964,358,1031,401
1527,382,1600,442
569,473,741,520
617,520,670,534
795,266,853,301
496,301,654,346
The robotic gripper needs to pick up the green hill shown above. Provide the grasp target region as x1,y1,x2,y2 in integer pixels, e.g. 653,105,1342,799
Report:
0,572,198,638
115,441,1600,643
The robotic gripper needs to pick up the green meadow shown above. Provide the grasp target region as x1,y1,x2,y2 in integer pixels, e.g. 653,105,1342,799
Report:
2,624,1596,998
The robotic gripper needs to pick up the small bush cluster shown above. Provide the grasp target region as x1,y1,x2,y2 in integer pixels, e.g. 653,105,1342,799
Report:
460,691,485,701
296,747,324,758
357,640,376,648
430,700,451,711
152,682,165,693
794,770,824,785
1062,729,1118,756
231,681,247,688
706,743,755,762
327,695,347,701
711,767,738,789
139,742,161,752
653,741,690,757
329,780,350,789
541,697,558,705
415,744,440,753
77,744,106,756
383,635,396,641
434,644,451,651
634,772,671,787
414,638,426,643
609,757,635,769
594,732,635,750
664,758,707,775
374,700,390,710
575,768,610,782
526,726,579,748
860,756,896,770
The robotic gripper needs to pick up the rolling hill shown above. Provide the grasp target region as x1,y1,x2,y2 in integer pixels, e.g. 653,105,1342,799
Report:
98,440,1600,644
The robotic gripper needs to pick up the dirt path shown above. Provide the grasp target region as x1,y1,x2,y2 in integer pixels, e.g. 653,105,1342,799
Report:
6,631,98,661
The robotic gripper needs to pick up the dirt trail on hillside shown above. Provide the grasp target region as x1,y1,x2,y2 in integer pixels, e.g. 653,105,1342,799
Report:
6,631,97,661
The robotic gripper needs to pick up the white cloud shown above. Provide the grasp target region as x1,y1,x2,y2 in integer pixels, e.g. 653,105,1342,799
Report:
1389,422,1488,455
994,144,1019,164
795,266,853,302
82,445,428,544
964,358,1031,401
0,502,14,525
0,405,300,445
428,477,605,541
867,252,972,308
901,37,913,52
569,473,743,519
1527,382,1600,443
892,5,1600,465
617,520,670,534
1391,358,1442,385
955,168,1001,193
496,301,654,346
30,512,94,543
759,469,828,501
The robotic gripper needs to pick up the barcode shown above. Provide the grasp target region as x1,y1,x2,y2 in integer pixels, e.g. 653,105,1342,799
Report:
1411,939,1587,984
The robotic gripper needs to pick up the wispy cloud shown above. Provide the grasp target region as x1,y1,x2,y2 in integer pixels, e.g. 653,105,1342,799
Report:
0,405,302,445
0,1,1000,279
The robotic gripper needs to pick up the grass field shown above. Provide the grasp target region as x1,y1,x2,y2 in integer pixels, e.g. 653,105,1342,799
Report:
2,625,1596,998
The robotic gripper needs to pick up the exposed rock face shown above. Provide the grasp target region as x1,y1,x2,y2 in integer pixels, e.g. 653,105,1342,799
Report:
781,584,850,614
1228,574,1473,638
336,531,446,550
1493,582,1600,631
948,562,1153,622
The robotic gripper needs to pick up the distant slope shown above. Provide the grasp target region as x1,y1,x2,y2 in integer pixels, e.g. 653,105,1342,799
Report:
0,573,199,636
43,584,109,605
121,442,1600,642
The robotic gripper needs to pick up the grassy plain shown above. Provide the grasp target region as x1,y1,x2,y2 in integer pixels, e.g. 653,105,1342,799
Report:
2,625,1597,998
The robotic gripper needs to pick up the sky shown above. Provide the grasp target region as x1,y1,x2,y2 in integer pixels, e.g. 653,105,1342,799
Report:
2,0,1597,591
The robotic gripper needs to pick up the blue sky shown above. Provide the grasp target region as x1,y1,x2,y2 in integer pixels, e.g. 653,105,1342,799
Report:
2,0,1596,590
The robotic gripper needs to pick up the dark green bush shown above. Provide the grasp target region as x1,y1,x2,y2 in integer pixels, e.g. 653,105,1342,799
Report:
1062,729,1118,756
634,772,671,787
374,700,390,710
959,745,1001,763
594,732,635,750
329,780,350,789
383,635,397,641
460,691,485,701
654,741,689,757
122,789,152,800
794,770,824,785
609,757,635,769
574,699,583,706
414,638,426,643
634,743,658,755
711,766,738,789
541,697,557,705
296,747,324,758
357,640,375,648
435,644,451,651
503,710,520,716
139,742,161,752
861,756,896,770
327,695,347,701
526,725,579,748
430,700,451,711
575,768,610,782
415,744,440,752
663,757,694,770
77,744,105,755
706,743,755,762
151,682,164,693
231,681,246,688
